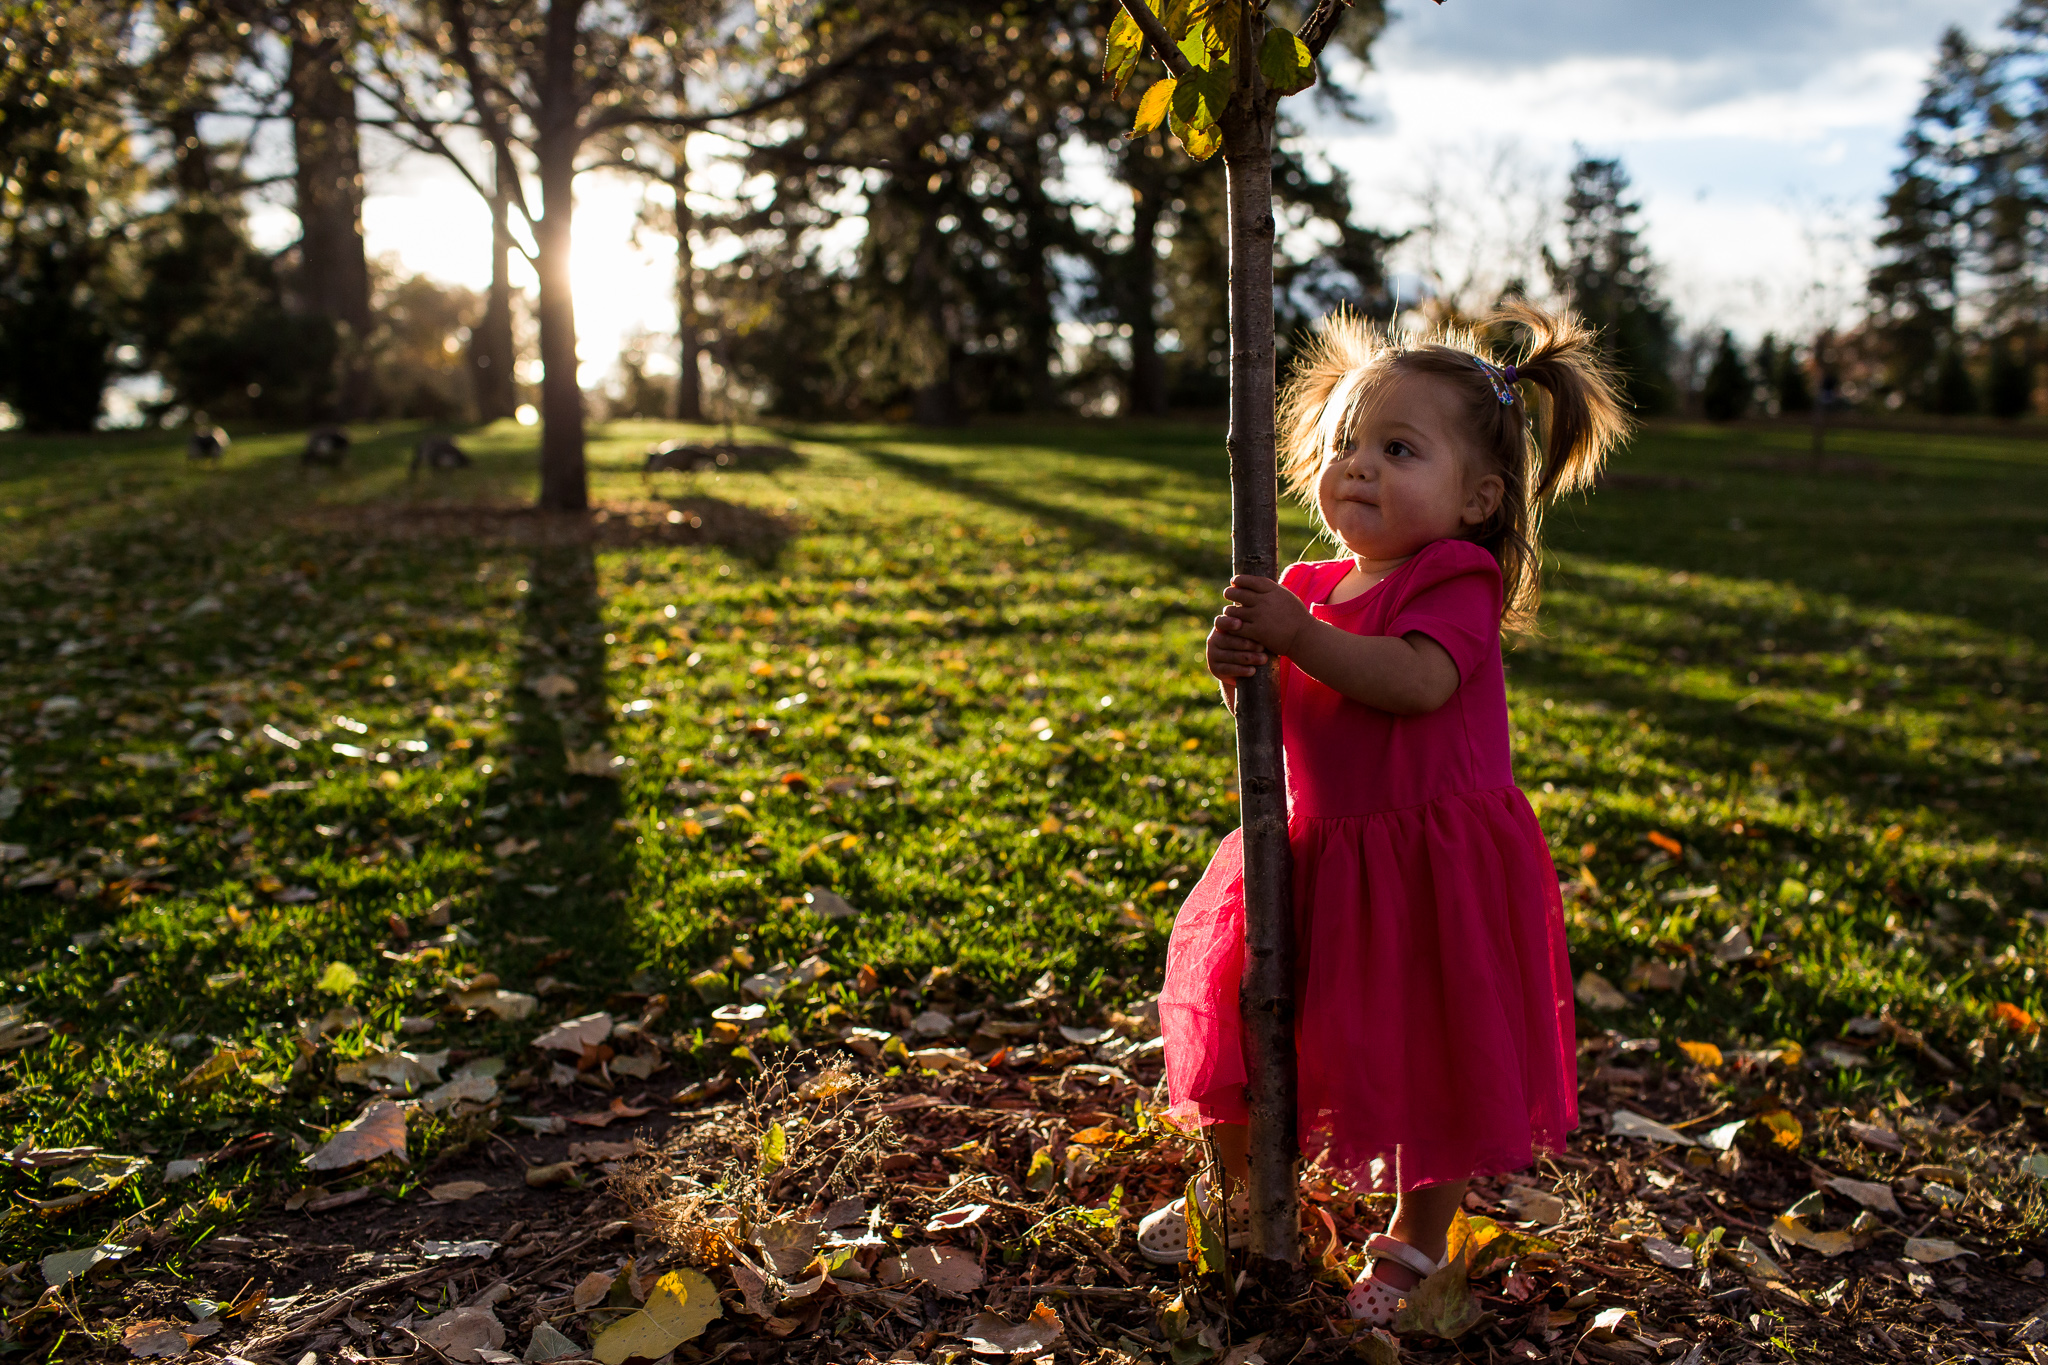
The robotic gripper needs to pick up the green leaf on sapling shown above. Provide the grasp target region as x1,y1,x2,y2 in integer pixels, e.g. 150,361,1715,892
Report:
1258,28,1316,95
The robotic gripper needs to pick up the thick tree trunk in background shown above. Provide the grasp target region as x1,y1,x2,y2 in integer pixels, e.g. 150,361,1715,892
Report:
671,156,703,422
469,162,518,423
1014,138,1058,411
288,1,373,418
911,223,960,426
1127,181,1168,417
1220,24,1299,1268
534,0,588,511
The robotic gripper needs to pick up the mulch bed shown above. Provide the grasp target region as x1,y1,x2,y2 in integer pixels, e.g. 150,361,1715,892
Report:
15,1009,2047,1365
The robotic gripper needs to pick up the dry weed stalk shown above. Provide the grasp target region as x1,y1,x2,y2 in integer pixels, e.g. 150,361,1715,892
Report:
620,1055,896,1267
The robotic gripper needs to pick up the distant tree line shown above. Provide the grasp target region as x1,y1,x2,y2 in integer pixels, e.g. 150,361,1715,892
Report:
0,0,1716,506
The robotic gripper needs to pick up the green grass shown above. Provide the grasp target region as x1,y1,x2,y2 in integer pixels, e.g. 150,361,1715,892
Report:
1,415,2044,1265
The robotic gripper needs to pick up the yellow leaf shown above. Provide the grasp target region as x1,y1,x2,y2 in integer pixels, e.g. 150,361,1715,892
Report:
1392,1243,1492,1339
759,1122,787,1177
1183,1176,1227,1280
1133,78,1175,135
1181,737,1202,751
592,1269,721,1364
316,962,361,996
1759,1110,1802,1149
1024,1148,1056,1193
1677,1040,1722,1068
1104,6,1144,95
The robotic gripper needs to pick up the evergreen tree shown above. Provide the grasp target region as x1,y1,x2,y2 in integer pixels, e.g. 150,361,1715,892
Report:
1932,342,1978,414
1868,27,1985,408
1775,339,1812,413
1753,334,1780,413
1547,155,1678,415
1701,330,1749,421
1986,334,2034,416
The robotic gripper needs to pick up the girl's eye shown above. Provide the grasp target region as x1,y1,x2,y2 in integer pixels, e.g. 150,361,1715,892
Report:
1385,441,1414,459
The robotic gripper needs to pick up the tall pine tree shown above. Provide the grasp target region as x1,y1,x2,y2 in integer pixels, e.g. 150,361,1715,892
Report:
1547,156,1677,415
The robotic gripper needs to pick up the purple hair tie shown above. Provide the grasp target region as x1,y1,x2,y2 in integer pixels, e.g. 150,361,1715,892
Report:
1469,353,1519,404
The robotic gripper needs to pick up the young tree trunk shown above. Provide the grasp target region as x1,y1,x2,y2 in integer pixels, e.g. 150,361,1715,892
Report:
1810,329,1829,458
534,0,588,511
288,0,374,418
671,156,703,422
469,155,519,422
1219,27,1299,1268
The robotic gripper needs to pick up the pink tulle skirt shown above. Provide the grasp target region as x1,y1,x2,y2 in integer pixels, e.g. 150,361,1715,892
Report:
1158,787,1579,1192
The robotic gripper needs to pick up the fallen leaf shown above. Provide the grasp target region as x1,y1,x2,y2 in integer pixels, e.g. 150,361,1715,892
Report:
316,961,361,995
123,1320,197,1359
925,1203,991,1233
572,1270,616,1310
805,887,858,919
1699,1119,1746,1151
1641,1237,1694,1270
1354,1328,1401,1365
569,1097,651,1128
430,1180,495,1202
533,1012,613,1053
961,1303,1065,1357
751,1218,821,1277
416,1306,505,1363
1758,1109,1802,1149
335,1048,448,1093
904,1244,985,1293
1844,1119,1903,1153
759,1121,787,1176
1500,1185,1566,1227
592,1269,721,1365
305,1101,407,1171
177,1047,259,1090
1770,1211,1878,1257
525,1162,577,1188
1574,971,1629,1011
42,1244,136,1285
1676,1040,1722,1068
1393,1245,1492,1339
1024,1148,1056,1193
453,988,538,1021
568,1140,641,1163
1826,1177,1901,1217
1608,1110,1694,1146
422,1071,499,1113
1904,1238,1975,1264
730,1255,777,1317
524,1324,583,1363
420,1240,499,1260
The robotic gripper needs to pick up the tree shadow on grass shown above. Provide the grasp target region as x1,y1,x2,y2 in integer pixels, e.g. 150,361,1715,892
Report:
851,442,1228,580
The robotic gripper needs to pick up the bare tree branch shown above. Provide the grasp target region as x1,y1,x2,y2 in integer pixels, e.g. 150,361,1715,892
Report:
1114,0,1192,79
584,30,891,136
1299,0,1349,62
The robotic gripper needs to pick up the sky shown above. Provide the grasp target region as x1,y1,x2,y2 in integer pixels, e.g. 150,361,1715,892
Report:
344,0,2011,385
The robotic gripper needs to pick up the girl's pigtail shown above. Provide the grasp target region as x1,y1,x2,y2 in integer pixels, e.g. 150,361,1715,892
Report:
1493,300,1631,503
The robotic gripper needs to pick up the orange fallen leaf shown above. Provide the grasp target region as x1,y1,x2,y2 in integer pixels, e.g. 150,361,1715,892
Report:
1995,1002,2038,1033
1646,831,1683,856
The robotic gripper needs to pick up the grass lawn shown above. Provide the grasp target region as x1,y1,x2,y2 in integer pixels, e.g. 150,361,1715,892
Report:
2,414,2045,1273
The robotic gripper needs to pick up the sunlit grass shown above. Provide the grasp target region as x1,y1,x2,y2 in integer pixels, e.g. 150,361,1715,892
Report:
0,414,2043,1263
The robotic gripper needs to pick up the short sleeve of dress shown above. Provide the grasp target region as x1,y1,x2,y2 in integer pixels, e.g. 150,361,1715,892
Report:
1278,559,1327,604
1385,539,1503,685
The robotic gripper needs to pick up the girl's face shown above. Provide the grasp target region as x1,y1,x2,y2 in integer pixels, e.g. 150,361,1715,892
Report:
1315,370,1505,564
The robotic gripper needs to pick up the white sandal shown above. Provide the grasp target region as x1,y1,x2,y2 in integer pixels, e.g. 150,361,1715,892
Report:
1346,1234,1448,1326
1135,1174,1248,1265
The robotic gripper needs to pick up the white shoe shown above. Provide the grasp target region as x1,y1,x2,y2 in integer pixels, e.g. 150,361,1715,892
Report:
1345,1234,1448,1326
1134,1174,1249,1265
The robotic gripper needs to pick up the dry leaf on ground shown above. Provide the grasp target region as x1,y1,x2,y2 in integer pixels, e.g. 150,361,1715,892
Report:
592,1269,721,1365
961,1304,1064,1357
533,1012,614,1053
429,1180,495,1202
903,1244,985,1294
416,1307,506,1363
305,1101,407,1171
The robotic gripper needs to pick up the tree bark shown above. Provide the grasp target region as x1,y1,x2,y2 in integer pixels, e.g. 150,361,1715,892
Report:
287,0,373,418
671,154,703,422
469,150,519,422
1219,22,1298,1268
534,0,588,511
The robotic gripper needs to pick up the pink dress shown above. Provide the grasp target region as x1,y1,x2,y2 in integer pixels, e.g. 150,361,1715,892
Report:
1160,538,1578,1192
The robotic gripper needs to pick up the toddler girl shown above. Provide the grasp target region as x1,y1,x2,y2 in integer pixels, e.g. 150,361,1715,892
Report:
1139,303,1627,1325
